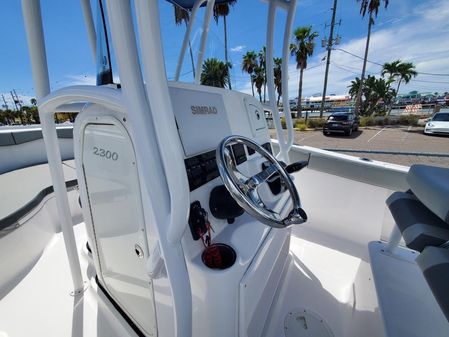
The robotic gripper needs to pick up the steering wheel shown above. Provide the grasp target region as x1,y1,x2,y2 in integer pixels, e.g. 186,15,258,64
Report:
216,135,307,228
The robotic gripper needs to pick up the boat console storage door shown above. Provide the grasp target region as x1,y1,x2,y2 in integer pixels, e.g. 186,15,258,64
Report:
80,116,157,336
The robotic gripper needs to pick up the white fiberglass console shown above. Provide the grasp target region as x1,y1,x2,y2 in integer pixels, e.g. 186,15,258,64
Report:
170,83,293,337
75,83,293,337
169,82,269,157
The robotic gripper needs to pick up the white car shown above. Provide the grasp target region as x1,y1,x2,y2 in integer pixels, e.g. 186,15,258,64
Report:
424,112,449,135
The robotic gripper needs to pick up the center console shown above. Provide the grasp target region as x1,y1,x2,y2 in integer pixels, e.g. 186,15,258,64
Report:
169,82,292,337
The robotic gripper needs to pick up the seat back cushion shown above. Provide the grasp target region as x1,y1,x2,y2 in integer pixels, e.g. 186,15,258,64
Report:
407,165,449,224
417,246,449,322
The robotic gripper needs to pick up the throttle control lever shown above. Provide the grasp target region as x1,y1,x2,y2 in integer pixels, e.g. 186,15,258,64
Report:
284,160,308,174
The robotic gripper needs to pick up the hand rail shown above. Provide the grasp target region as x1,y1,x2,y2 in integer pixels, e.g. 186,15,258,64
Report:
80,0,96,62
106,1,192,336
174,0,206,81
194,0,216,84
22,0,84,294
265,0,297,164
38,85,124,113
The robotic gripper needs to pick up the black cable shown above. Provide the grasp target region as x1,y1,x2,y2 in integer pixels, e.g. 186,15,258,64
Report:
333,48,449,76
332,48,383,66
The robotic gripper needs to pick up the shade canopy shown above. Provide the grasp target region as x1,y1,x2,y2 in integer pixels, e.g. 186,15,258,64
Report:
167,0,234,10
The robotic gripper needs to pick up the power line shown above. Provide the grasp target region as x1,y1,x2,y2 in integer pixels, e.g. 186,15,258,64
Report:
305,63,326,72
332,62,449,86
411,78,449,84
331,62,364,76
417,71,449,77
331,61,376,75
332,48,383,66
333,48,449,77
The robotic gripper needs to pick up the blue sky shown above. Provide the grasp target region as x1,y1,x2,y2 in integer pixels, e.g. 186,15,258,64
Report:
2,0,449,107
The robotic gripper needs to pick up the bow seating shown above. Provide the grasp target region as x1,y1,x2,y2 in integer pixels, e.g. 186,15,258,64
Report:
386,164,449,322
386,165,449,253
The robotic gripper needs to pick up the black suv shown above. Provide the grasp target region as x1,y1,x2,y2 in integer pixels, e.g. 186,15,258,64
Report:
323,112,359,136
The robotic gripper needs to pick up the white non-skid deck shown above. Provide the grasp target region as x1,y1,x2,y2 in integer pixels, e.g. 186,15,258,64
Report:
1,221,447,337
263,233,385,337
0,162,447,337
0,223,136,337
0,160,77,221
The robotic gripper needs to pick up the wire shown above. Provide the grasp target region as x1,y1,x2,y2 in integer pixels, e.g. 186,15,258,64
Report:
417,71,449,77
333,48,449,77
304,63,326,71
331,62,374,76
331,61,377,75
411,78,449,84
332,48,383,66
331,62,449,86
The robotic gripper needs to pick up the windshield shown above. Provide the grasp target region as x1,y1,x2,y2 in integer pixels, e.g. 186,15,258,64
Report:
329,115,348,121
96,0,113,85
432,113,449,122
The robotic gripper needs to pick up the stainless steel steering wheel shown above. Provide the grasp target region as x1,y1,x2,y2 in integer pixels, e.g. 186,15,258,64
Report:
216,135,307,228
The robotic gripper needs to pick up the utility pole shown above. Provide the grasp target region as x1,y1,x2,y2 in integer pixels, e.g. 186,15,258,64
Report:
319,0,340,118
10,90,22,111
10,92,18,111
1,94,8,110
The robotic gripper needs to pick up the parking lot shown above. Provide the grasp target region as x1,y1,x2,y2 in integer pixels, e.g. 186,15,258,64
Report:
270,126,449,167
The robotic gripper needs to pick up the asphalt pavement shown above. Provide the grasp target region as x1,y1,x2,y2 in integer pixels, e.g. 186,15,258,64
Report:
270,126,449,168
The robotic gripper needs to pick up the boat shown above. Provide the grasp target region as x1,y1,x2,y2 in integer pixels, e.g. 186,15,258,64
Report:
1,0,449,336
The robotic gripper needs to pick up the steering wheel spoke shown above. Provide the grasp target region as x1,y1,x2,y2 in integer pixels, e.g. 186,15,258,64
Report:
216,136,308,228
245,163,278,190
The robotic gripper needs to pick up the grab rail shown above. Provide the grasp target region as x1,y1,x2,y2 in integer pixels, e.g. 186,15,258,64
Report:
22,0,84,294
265,0,297,163
174,0,216,83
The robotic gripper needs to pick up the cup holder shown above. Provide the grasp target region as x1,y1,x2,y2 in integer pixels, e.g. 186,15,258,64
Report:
202,243,236,270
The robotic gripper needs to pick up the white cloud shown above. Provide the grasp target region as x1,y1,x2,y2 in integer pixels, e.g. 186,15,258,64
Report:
230,45,246,53
58,74,120,88
64,74,96,86
235,0,449,99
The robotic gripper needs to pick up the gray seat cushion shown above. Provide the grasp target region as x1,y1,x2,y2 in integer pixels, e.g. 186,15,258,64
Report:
416,246,449,322
387,191,449,252
407,165,449,224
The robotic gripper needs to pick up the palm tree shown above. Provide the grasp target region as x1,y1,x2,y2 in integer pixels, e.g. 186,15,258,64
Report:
354,0,389,115
258,47,267,102
381,60,417,113
273,57,282,106
349,75,395,115
200,58,231,88
395,62,418,95
290,26,318,118
242,51,258,97
29,102,40,124
364,75,396,115
381,60,401,83
252,66,265,102
173,4,196,77
213,1,237,89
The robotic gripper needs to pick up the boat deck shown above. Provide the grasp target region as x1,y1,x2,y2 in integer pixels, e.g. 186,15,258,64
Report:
2,220,446,337
0,223,137,337
0,160,77,225
0,164,448,336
